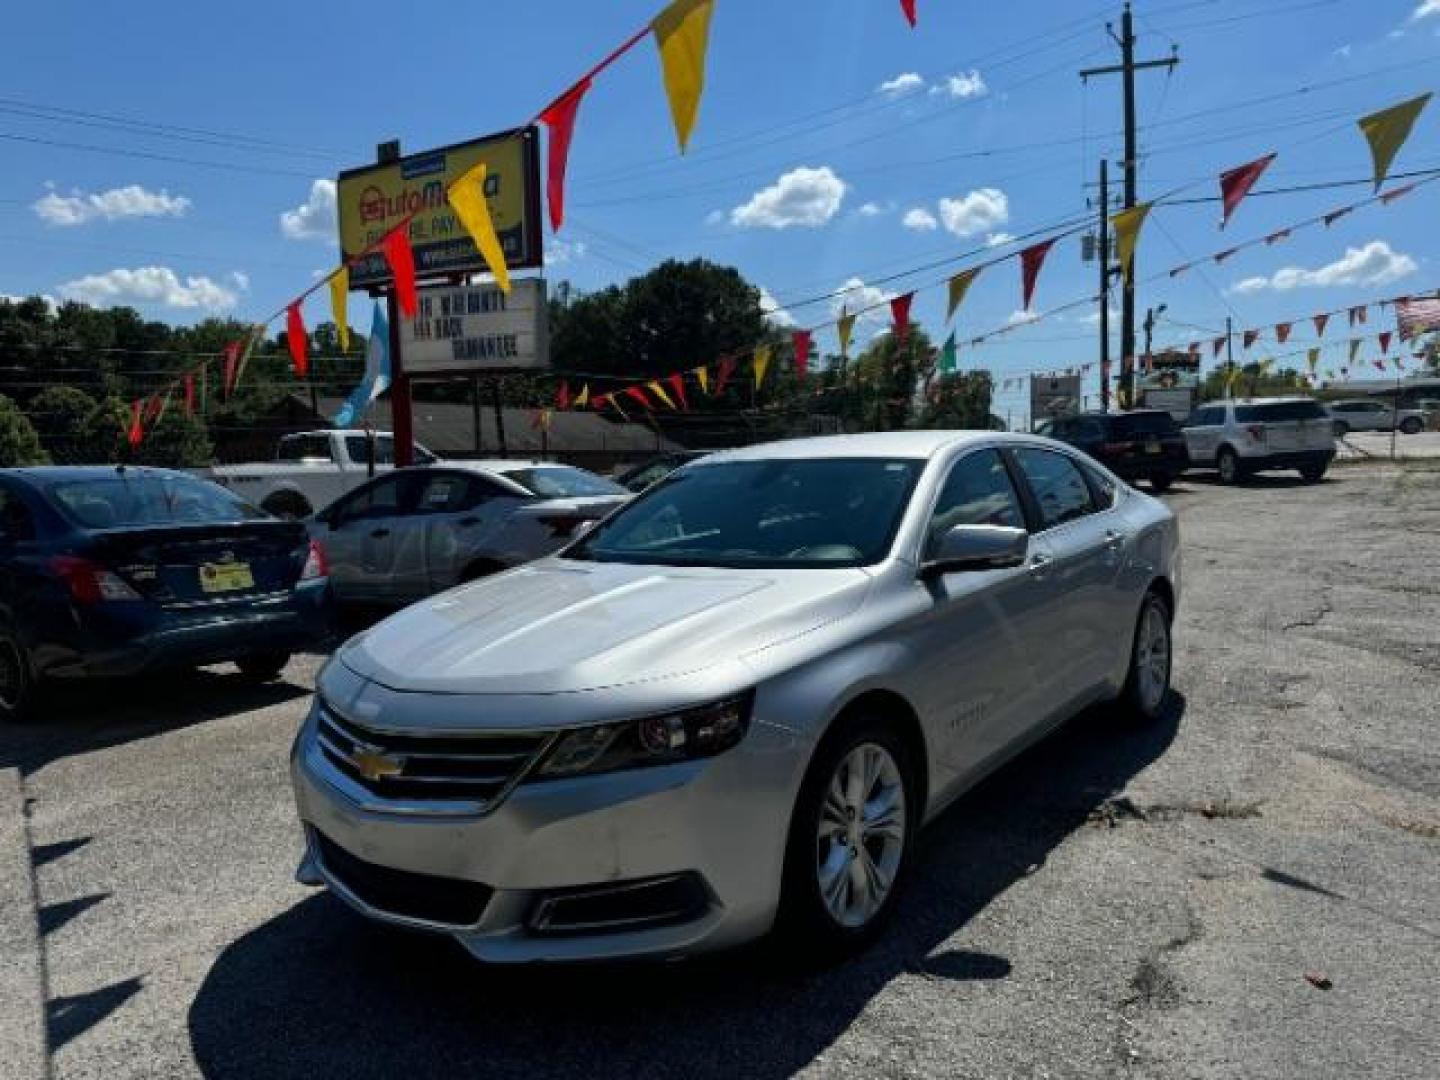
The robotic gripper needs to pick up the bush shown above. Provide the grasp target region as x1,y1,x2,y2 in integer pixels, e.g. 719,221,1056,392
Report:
29,386,97,463
0,394,50,466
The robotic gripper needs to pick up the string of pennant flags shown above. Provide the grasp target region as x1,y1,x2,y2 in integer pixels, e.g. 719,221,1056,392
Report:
115,0,1433,445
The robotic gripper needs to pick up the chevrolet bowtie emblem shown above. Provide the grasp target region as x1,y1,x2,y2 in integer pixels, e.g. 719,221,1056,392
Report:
350,749,404,782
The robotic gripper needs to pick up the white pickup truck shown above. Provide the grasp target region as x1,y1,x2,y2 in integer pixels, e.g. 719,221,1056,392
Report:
202,430,439,519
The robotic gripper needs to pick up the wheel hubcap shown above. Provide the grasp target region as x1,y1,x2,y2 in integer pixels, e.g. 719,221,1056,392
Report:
816,742,906,928
1135,603,1170,713
0,642,23,711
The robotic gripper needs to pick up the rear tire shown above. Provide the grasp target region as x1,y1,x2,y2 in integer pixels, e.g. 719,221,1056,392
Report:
776,712,918,964
1216,447,1244,485
1298,462,1327,483
1148,473,1174,493
1119,591,1172,724
0,633,33,724
1400,417,1423,435
236,652,290,682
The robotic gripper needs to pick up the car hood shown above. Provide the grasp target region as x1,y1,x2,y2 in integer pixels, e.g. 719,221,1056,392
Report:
339,558,872,695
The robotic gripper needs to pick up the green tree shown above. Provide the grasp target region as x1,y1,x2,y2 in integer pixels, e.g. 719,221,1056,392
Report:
848,326,936,430
134,408,213,468
1198,362,1308,402
0,394,49,466
29,386,96,463
916,371,995,430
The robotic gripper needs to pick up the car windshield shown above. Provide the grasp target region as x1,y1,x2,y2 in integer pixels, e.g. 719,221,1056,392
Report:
568,457,924,568
49,475,267,529
1235,401,1327,421
501,466,627,499
341,436,436,466
1110,412,1180,435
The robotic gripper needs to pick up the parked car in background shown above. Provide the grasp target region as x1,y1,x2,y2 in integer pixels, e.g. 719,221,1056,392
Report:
311,461,631,606
1182,398,1335,484
1326,399,1430,435
202,430,439,520
614,450,710,492
1034,411,1188,492
292,432,1179,963
0,466,330,721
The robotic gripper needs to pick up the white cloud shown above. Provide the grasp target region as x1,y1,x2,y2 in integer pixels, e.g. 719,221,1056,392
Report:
929,70,988,99
230,270,250,292
280,178,337,241
830,276,895,324
546,238,587,265
902,207,938,232
58,266,239,311
877,72,925,98
1,293,58,311
985,231,1015,248
758,286,797,328
855,201,892,218
1226,240,1417,294
730,166,846,229
704,209,725,226
1412,0,1440,19
1079,306,1120,327
938,188,1009,238
1332,44,1352,59
1006,309,1041,327
33,184,190,227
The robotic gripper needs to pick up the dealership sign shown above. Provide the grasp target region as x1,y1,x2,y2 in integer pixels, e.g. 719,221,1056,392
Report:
1030,374,1082,420
399,280,549,374
337,127,542,289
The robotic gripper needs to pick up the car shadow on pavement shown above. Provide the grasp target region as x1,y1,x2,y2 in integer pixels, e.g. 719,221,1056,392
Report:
0,670,309,776
187,695,1182,1080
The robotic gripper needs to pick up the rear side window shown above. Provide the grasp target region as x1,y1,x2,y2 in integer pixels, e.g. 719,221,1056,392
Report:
1235,401,1326,422
49,475,265,528
1187,407,1224,426
501,467,626,499
1012,448,1096,530
926,450,1025,555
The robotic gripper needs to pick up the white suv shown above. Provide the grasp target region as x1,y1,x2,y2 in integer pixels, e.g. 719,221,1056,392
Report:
1183,397,1335,484
1327,399,1429,435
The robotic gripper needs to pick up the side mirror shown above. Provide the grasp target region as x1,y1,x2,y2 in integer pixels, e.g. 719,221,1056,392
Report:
920,524,1029,578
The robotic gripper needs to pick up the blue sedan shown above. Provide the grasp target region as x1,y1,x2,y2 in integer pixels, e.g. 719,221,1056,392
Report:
0,466,331,721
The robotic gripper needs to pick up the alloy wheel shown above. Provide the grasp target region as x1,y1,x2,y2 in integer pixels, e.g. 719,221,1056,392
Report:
1135,601,1171,715
0,640,24,713
815,742,906,928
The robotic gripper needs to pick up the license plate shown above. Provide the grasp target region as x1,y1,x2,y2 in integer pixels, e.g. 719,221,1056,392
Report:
1145,441,1162,454
199,562,254,593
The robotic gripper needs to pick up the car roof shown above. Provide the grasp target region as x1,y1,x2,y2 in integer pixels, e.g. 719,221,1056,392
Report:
692,430,1021,463
1228,396,1317,405
1,465,197,484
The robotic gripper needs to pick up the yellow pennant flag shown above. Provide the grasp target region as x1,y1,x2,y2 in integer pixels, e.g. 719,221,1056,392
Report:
753,344,772,389
652,0,715,152
1223,365,1241,392
1111,203,1152,282
1358,93,1432,191
946,267,981,322
448,162,511,293
693,365,709,394
1349,338,1362,365
328,267,350,352
1306,347,1320,375
573,383,590,408
647,379,676,409
837,311,856,356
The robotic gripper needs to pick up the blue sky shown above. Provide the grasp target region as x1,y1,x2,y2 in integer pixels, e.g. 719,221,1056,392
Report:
3,0,1438,418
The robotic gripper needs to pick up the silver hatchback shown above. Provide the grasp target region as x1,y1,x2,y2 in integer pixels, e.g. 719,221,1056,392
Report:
291,432,1180,963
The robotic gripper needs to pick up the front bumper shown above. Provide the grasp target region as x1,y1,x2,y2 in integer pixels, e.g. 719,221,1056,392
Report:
289,690,804,963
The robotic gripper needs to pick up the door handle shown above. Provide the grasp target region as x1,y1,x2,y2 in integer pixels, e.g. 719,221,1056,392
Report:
370,528,390,539
1104,529,1124,550
1027,553,1051,578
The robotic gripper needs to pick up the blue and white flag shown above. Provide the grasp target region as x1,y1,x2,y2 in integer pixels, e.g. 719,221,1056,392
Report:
332,303,391,427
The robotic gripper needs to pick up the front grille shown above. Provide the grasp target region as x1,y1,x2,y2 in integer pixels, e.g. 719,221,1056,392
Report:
315,703,550,810
313,830,493,927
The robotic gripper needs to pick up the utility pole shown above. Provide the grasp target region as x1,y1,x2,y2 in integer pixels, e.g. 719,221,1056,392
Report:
1097,158,1112,411
1081,2,1179,408
1224,315,1235,399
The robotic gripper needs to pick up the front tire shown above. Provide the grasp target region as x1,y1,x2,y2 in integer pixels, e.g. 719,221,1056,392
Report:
0,633,33,724
1216,447,1244,485
1298,462,1327,483
1120,591,1172,723
1332,421,1350,437
777,714,918,962
1148,472,1174,493
236,652,290,682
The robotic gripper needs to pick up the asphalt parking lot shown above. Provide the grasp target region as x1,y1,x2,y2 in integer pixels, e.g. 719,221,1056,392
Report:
2,464,1437,1080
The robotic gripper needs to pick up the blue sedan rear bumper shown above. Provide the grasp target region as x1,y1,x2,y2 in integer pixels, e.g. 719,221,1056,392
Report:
31,581,331,680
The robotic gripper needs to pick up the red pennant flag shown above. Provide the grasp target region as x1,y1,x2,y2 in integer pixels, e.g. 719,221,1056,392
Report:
1188,342,1200,358
1264,228,1292,245
624,385,652,409
1019,239,1056,310
286,302,309,377
590,392,608,411
1373,360,1386,373
1219,153,1276,228
127,399,143,448
667,371,688,411
714,356,737,395
889,293,914,345
1313,313,1330,337
222,341,241,398
1214,247,1238,264
1168,263,1191,278
183,373,195,416
1349,305,1367,326
791,330,812,378
382,229,418,317
538,78,592,232
1243,329,1260,349
1380,182,1417,205
1379,331,1392,354
555,379,571,410
1212,337,1226,358
1323,206,1352,228
1275,322,1292,344
900,0,917,27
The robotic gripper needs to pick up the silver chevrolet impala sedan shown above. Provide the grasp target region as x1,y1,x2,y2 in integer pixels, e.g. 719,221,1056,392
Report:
291,431,1180,963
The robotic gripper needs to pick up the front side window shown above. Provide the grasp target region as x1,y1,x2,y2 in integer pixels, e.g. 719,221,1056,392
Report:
277,435,333,463
333,475,405,523
570,457,923,568
1012,448,1095,530
49,475,265,529
925,450,1024,557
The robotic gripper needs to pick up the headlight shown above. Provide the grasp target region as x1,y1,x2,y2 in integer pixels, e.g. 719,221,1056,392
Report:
533,692,754,780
